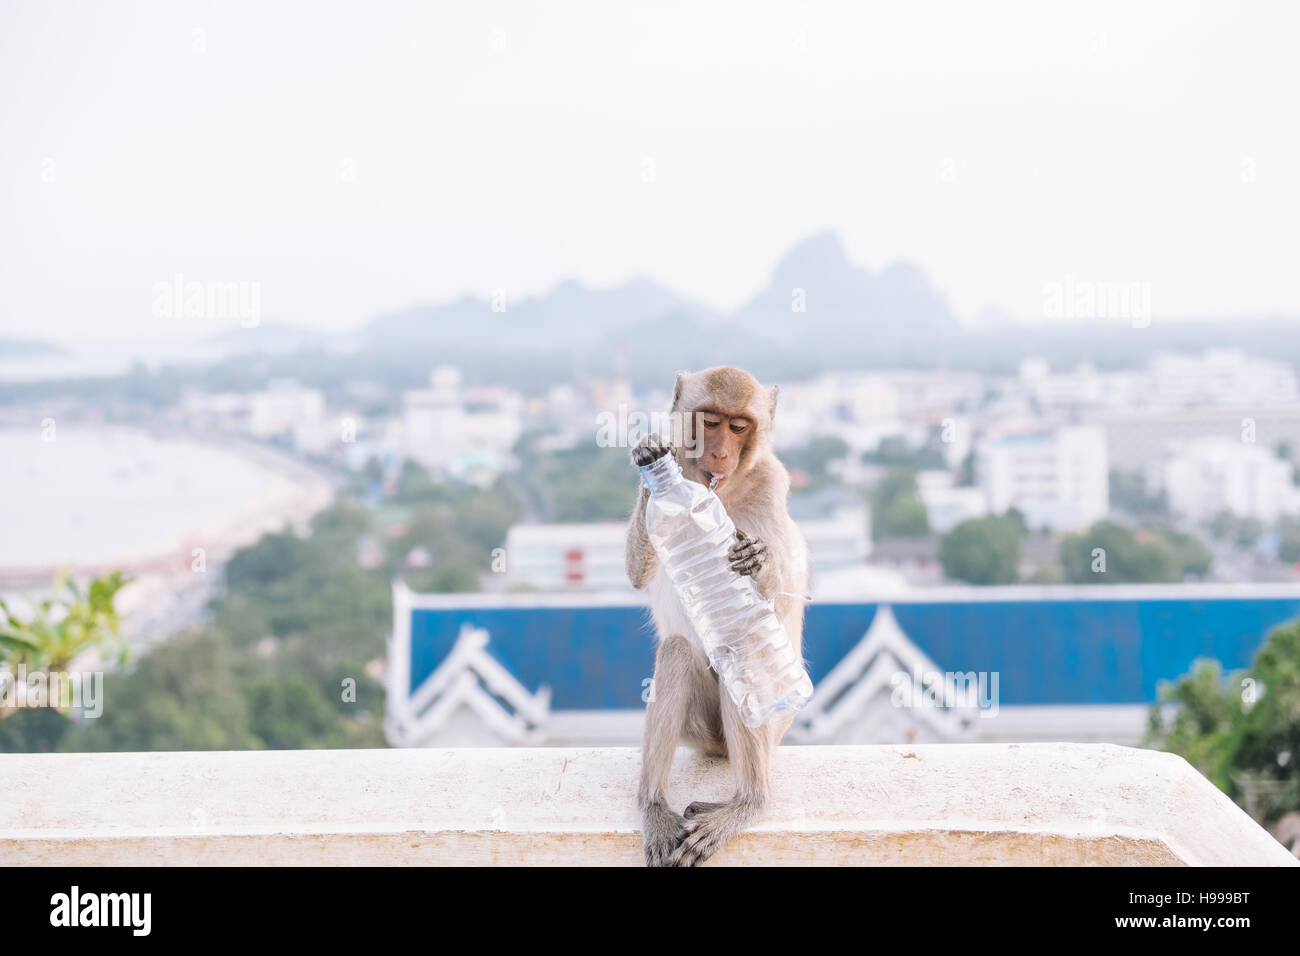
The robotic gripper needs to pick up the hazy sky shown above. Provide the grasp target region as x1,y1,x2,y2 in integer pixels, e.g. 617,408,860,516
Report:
2,0,1298,346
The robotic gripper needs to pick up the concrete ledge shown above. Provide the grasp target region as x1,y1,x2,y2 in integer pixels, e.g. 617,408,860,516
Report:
1,743,1294,865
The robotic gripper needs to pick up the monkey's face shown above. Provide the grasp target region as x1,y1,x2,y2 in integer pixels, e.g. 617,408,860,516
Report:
671,367,777,490
688,408,754,488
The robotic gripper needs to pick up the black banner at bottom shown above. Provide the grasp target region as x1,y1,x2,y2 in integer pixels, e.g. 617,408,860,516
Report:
1,865,1289,941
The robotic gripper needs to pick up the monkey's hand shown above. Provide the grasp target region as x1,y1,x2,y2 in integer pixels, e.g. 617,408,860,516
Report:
728,530,767,577
631,433,674,467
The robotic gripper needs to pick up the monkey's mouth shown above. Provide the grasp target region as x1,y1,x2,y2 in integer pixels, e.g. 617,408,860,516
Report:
702,470,729,489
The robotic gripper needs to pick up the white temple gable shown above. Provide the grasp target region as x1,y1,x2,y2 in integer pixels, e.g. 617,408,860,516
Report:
789,605,982,744
388,623,551,747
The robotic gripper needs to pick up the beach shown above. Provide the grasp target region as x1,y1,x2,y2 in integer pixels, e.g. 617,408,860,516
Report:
0,426,335,645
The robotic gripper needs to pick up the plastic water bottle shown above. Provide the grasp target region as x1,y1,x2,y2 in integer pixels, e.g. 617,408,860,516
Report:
637,448,814,728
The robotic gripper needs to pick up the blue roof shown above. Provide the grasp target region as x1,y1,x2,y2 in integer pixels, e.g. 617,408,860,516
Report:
402,588,1300,709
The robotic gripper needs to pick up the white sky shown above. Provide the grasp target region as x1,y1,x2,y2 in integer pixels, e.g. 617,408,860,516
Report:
2,0,1298,346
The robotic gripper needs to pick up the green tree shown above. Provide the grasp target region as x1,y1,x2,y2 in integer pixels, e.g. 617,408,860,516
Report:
1,571,130,738
243,675,347,750
783,436,849,490
1060,522,1210,584
863,433,947,471
956,449,976,487
62,629,264,753
1109,469,1168,516
871,470,931,540
0,571,129,674
1276,517,1300,564
1160,527,1213,577
1276,441,1300,485
1147,619,1300,826
527,443,636,522
1209,510,1265,548
938,515,1022,585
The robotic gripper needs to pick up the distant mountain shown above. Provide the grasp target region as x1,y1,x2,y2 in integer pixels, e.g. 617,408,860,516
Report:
732,232,961,353
0,337,71,358
8,234,1300,398
341,233,1300,380
356,232,962,370
595,312,804,387
365,277,720,350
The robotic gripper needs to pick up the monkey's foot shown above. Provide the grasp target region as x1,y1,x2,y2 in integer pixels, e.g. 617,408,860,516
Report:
670,799,761,867
642,800,688,867
682,800,725,820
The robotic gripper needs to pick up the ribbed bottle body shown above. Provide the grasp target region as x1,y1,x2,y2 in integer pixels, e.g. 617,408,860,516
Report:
639,454,813,727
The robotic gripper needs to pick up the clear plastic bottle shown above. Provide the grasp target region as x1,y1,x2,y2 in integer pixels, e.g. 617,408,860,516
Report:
638,449,814,728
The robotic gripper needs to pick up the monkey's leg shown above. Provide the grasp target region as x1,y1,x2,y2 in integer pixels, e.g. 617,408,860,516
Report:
671,696,775,867
639,633,705,867
683,716,790,818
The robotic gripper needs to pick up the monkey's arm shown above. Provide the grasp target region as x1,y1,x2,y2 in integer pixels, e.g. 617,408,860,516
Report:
626,483,660,589
626,434,671,589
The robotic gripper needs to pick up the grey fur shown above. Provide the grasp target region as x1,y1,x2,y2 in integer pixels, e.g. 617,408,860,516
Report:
626,368,809,867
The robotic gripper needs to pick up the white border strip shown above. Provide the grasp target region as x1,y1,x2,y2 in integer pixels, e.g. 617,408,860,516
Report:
397,580,1300,611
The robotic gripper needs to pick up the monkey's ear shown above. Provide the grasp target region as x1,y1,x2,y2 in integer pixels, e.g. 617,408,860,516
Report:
672,370,689,410
767,384,779,424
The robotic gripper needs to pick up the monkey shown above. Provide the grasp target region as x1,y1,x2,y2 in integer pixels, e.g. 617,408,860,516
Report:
626,366,810,866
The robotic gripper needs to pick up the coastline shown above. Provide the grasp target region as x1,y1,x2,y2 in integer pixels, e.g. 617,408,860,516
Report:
113,433,338,645
0,427,337,648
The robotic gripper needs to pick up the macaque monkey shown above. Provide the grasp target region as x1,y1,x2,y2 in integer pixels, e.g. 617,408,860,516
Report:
626,366,809,866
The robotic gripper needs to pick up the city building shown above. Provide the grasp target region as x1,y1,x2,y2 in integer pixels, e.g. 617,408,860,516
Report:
402,366,522,483
1162,436,1300,523
503,508,872,596
504,523,630,592
248,380,326,440
916,470,988,533
1147,349,1300,409
978,424,1108,532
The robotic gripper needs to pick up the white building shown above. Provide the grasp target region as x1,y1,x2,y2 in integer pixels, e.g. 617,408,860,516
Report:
504,523,631,591
916,470,989,533
1162,437,1300,523
249,380,326,441
402,366,522,483
503,509,873,597
773,373,904,453
1017,358,1107,409
978,424,1108,532
1148,349,1300,408
791,505,872,589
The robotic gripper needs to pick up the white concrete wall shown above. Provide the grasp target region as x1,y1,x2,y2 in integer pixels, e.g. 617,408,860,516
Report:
1,744,1294,866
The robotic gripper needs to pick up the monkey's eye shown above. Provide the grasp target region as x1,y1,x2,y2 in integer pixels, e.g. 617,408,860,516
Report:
702,418,721,429
729,422,748,434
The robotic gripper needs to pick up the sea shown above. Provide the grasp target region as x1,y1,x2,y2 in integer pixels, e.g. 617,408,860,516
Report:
0,426,309,571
